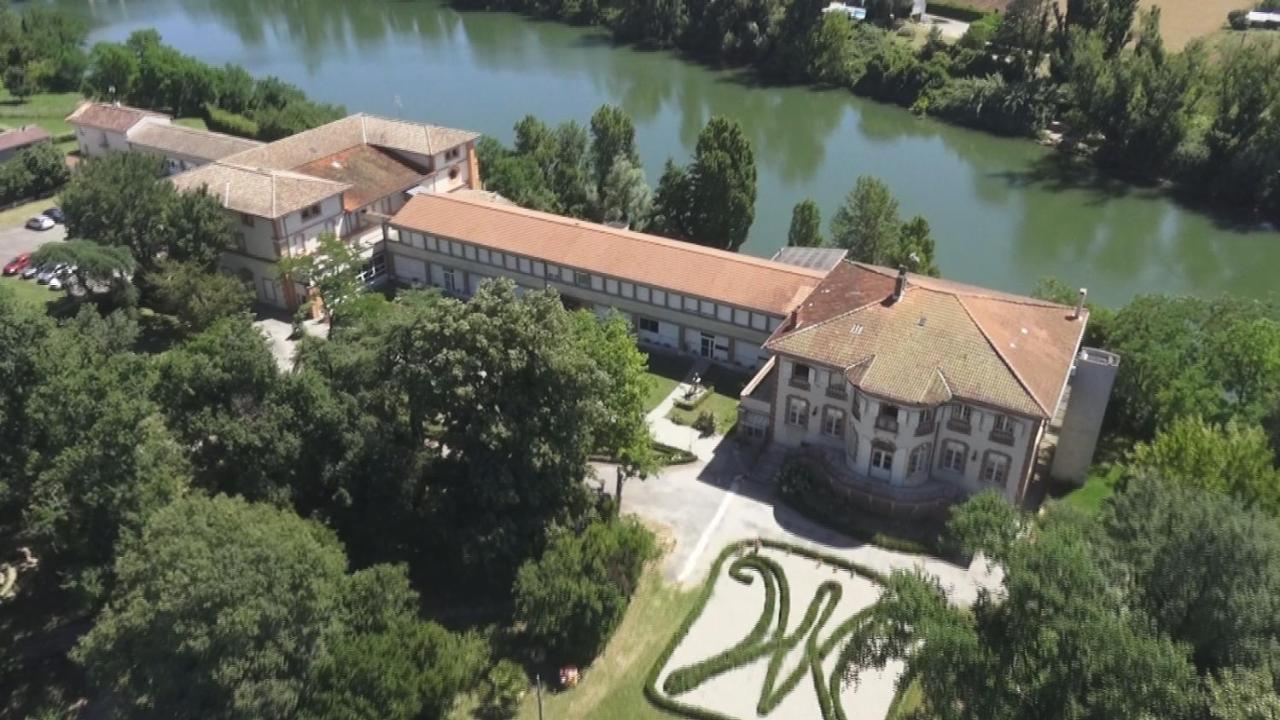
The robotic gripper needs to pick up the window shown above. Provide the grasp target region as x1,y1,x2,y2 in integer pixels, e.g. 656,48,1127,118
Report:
464,245,476,260
240,213,255,228
734,308,749,326
574,271,591,287
652,289,665,306
638,317,659,333
477,248,490,263
908,443,931,475
851,393,861,421
949,403,974,433
699,300,714,316
751,313,767,330
442,267,459,293
519,258,531,274
940,440,967,473
606,279,619,294
790,363,811,388
426,235,438,252
301,204,322,221
786,397,809,428
445,147,462,161
505,254,517,270
822,407,845,437
993,414,1015,433
876,404,900,433
871,446,894,472
621,282,634,298
533,261,545,277
637,286,650,303
669,293,684,310
917,407,937,436
232,232,246,252
981,452,1011,486
717,305,732,322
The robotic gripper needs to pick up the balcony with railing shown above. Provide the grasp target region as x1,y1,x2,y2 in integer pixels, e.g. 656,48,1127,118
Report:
874,414,899,434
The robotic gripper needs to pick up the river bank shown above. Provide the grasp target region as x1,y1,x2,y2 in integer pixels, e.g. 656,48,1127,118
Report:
50,0,1280,306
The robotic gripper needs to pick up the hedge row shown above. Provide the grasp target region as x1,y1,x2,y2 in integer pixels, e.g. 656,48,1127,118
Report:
203,103,261,139
777,457,942,556
644,539,886,720
923,0,995,23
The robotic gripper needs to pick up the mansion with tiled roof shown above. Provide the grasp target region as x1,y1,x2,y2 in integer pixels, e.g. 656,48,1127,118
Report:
68,104,1115,506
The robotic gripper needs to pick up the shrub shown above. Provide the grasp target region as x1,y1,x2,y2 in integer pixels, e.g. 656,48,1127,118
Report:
693,410,717,436
924,75,1051,136
924,0,992,23
0,142,69,205
481,659,527,719
1228,9,1250,30
203,103,260,139
513,518,657,666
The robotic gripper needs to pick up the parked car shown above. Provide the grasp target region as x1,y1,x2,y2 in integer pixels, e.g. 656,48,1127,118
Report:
36,263,65,284
48,266,75,291
42,207,64,224
48,275,63,290
25,215,55,231
3,254,29,275
20,263,43,280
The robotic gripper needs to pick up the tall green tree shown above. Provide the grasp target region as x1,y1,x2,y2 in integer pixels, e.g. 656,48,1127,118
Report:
82,41,140,99
686,116,757,251
890,215,939,276
829,175,901,264
648,158,694,240
1127,416,1280,515
597,156,652,228
589,104,640,191
786,199,824,247
1202,39,1280,210
73,494,485,720
514,518,656,666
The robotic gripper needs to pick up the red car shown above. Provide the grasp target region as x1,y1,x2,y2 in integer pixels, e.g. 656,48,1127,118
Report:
3,253,30,275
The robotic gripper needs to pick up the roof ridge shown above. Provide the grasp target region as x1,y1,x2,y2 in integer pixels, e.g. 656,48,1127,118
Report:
954,294,1049,416
848,261,1073,310
422,193,828,279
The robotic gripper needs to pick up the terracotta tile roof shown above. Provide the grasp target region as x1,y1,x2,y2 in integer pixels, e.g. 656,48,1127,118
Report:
222,114,478,171
766,262,1087,418
0,125,50,151
391,193,827,316
170,163,349,219
128,123,263,162
293,145,425,212
66,102,169,133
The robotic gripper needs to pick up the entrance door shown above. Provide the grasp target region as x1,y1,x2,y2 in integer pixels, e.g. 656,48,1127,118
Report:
869,446,894,482
260,277,279,305
699,332,716,359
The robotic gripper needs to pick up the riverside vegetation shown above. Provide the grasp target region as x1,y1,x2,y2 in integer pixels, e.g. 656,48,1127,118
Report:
453,0,1280,219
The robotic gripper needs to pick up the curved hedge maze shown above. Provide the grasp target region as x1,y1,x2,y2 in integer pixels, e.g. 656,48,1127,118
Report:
646,540,888,720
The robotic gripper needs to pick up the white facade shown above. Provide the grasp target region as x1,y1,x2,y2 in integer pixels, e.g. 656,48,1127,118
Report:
384,228,782,369
769,354,1038,501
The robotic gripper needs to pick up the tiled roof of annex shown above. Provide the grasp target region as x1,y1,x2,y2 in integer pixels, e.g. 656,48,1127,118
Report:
171,163,350,219
390,192,828,317
766,261,1087,419
66,102,169,133
128,122,263,162
221,114,479,171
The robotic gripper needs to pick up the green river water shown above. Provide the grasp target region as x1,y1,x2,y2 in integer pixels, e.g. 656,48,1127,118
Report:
54,0,1280,307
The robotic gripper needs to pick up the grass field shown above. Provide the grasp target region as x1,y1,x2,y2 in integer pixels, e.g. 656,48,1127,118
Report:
0,273,58,310
1052,464,1122,516
1141,0,1253,49
643,351,692,412
0,90,80,136
666,364,748,435
519,563,696,719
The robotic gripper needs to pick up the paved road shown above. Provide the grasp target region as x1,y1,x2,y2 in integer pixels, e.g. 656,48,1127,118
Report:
0,223,66,261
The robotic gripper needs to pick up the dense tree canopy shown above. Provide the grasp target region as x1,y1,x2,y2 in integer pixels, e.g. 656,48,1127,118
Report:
829,175,940,275
73,494,485,720
787,199,824,247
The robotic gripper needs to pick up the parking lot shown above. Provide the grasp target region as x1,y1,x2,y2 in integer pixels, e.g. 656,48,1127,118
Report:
0,222,66,261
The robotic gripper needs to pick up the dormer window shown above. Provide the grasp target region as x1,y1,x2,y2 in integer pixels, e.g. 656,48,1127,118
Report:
789,363,811,389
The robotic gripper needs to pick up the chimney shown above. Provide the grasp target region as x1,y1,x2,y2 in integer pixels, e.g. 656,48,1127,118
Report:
1074,288,1087,319
891,266,907,304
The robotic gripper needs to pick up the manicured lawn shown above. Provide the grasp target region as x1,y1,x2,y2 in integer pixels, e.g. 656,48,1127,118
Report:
0,90,80,136
643,351,692,413
173,116,209,131
0,196,60,229
1054,464,1123,516
519,564,696,719
666,364,749,435
0,273,57,310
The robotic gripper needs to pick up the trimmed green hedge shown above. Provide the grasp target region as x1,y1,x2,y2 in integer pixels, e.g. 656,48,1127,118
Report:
925,0,994,23
203,103,260,139
645,539,887,720
777,457,942,556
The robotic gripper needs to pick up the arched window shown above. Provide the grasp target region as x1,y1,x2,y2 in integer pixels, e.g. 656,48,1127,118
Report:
939,440,967,473
981,452,1012,486
908,443,932,475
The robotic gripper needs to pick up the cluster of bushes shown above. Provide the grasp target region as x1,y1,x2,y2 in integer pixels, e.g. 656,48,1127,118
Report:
0,142,67,205
513,517,656,667
81,29,344,141
0,7,88,99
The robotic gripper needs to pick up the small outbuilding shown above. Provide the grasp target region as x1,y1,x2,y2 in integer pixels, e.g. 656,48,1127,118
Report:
0,125,52,163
